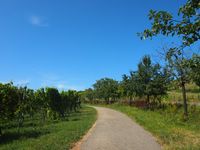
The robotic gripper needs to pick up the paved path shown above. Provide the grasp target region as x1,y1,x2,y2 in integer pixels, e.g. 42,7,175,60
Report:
79,107,161,150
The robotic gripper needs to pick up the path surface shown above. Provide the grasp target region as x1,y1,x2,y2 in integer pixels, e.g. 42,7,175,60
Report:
79,107,161,150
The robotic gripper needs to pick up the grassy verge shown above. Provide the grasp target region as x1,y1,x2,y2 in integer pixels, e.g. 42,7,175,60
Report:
167,82,200,102
0,106,96,150
167,91,200,102
102,103,200,150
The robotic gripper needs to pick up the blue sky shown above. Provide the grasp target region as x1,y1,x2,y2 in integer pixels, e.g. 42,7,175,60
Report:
0,0,188,90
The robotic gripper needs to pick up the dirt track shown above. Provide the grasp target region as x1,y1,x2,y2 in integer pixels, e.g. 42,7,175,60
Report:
76,106,161,150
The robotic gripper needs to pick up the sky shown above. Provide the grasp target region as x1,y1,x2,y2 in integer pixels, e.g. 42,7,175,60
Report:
0,0,190,90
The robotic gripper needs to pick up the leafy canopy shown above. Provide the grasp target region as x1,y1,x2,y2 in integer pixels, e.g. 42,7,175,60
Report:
140,0,200,46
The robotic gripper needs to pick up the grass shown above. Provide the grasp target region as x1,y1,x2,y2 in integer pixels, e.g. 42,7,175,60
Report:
102,103,200,150
0,105,96,150
167,91,200,102
167,82,200,102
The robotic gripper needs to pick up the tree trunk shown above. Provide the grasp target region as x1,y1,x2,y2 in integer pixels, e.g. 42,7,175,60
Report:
129,95,132,106
0,127,2,136
106,97,110,104
147,95,150,109
181,82,188,116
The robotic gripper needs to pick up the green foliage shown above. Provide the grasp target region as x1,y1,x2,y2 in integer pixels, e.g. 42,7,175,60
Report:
0,106,96,150
0,82,81,136
82,88,95,103
34,88,48,122
165,48,190,83
93,78,119,103
0,82,19,120
84,56,170,106
139,0,200,115
140,0,200,46
66,90,80,112
121,71,139,100
46,87,63,117
165,48,191,116
137,55,170,103
189,54,200,87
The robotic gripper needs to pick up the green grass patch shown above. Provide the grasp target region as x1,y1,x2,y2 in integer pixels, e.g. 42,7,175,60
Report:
103,103,200,150
0,106,96,150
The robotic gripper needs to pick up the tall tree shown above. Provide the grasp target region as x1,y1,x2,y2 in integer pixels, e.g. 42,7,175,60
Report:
121,71,139,105
83,88,95,103
137,55,169,105
35,88,48,122
46,87,62,118
16,86,33,130
166,48,191,115
66,90,79,112
139,0,200,116
0,82,19,135
189,54,200,87
139,0,200,46
0,82,19,120
60,91,71,116
93,78,119,104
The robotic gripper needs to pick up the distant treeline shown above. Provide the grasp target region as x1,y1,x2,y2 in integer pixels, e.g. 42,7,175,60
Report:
82,54,199,102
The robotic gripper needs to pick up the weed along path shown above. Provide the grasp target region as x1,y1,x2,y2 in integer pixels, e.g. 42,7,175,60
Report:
73,106,161,150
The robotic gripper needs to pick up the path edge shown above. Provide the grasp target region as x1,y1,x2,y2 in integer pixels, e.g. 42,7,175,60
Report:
70,107,98,150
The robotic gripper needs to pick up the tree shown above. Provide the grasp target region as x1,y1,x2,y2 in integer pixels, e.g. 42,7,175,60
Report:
137,55,169,105
121,71,139,105
139,0,200,46
137,55,153,103
83,88,95,103
149,65,171,102
0,82,19,120
16,86,33,130
0,82,19,135
25,88,35,119
66,90,79,112
166,48,192,115
46,87,62,118
189,54,200,87
35,88,48,122
93,78,119,104
60,91,70,116
139,0,199,116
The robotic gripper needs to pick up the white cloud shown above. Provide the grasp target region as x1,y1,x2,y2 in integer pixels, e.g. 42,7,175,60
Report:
29,15,48,27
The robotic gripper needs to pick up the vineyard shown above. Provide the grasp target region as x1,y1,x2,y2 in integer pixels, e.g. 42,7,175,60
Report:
0,83,97,149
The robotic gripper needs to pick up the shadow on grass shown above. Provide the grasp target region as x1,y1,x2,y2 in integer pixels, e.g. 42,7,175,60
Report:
0,130,50,145
2,122,39,130
71,118,80,121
